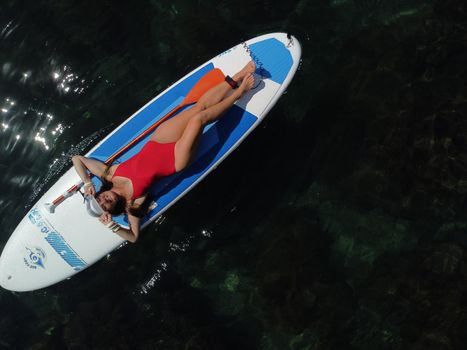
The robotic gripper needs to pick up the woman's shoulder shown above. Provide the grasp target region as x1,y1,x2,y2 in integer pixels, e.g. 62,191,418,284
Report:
131,195,147,206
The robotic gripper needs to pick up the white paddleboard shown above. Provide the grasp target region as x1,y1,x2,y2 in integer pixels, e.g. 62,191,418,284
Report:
0,32,301,291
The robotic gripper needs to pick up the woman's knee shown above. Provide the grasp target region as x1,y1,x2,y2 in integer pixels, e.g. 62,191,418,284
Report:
191,111,209,126
193,101,207,111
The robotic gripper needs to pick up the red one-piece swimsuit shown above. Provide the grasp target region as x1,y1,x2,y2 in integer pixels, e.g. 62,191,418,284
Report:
112,140,176,199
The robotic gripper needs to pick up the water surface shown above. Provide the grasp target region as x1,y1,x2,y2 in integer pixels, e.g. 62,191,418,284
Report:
3,0,467,349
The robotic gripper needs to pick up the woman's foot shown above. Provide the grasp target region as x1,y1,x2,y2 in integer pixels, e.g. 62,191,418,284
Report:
236,73,255,98
232,61,256,83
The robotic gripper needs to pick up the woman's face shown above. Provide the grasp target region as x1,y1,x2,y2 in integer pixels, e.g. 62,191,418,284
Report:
96,190,118,212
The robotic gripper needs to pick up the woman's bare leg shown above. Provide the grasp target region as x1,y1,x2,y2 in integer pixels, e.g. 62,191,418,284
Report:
151,61,255,143
174,73,255,171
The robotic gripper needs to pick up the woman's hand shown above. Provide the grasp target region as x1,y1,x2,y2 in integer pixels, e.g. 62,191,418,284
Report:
84,183,95,196
98,212,137,243
99,212,113,226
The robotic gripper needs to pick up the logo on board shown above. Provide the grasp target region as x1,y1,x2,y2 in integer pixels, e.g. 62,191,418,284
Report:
24,246,47,269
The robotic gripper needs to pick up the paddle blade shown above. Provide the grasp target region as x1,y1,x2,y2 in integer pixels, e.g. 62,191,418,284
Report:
183,68,225,105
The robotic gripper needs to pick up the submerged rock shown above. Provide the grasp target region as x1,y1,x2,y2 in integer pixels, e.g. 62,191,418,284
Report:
425,243,463,275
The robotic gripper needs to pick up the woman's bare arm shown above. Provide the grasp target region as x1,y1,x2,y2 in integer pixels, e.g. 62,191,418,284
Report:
112,225,139,243
71,156,109,195
71,155,108,179
125,214,141,243
99,212,140,243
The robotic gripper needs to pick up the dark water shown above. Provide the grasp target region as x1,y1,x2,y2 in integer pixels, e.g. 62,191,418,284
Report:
2,0,467,349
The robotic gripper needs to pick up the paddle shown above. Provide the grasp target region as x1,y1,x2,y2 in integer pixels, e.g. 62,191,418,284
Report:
44,68,226,213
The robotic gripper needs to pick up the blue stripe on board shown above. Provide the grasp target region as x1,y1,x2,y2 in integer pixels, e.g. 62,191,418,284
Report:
250,38,293,85
45,232,87,271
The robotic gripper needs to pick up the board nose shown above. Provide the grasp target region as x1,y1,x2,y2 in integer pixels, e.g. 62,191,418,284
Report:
0,247,22,291
0,214,53,292
0,249,51,292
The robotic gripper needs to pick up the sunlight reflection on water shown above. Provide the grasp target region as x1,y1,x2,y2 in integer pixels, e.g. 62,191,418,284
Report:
0,61,89,155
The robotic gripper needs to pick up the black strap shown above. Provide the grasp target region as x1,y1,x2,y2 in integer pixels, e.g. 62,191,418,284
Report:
225,75,238,89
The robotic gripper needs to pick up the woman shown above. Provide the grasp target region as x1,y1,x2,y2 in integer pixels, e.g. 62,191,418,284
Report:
72,61,256,243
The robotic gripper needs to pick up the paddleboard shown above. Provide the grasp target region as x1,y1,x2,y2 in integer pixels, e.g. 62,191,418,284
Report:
0,32,301,291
